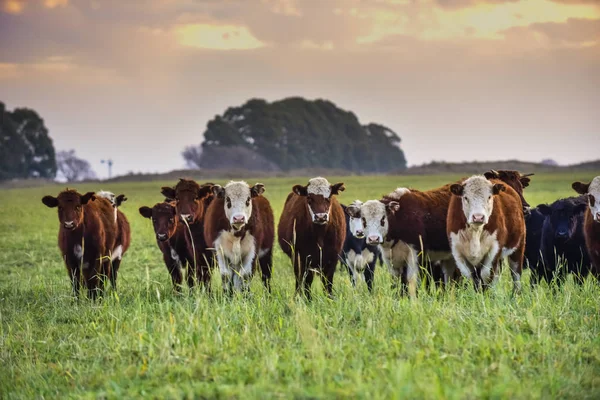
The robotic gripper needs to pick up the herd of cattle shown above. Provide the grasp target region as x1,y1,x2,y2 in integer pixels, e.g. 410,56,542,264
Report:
41,171,600,299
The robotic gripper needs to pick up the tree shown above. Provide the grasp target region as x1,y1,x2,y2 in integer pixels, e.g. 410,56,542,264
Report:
182,145,202,169
56,150,97,182
0,102,57,180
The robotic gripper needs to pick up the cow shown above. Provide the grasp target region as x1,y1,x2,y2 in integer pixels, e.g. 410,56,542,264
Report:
340,201,381,292
203,181,275,294
96,191,130,289
572,177,600,279
446,175,525,293
42,189,117,299
483,170,533,215
139,202,194,292
278,177,346,299
523,206,547,284
160,179,214,290
537,196,591,283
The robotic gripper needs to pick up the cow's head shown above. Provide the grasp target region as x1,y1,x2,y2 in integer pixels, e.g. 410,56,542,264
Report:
292,177,344,225
451,176,505,226
572,176,600,222
346,199,400,245
484,169,533,215
139,202,178,242
42,189,96,230
537,199,587,241
161,178,213,224
344,200,366,238
212,181,264,231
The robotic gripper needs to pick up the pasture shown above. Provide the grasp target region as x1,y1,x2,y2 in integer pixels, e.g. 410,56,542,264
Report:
1,173,600,399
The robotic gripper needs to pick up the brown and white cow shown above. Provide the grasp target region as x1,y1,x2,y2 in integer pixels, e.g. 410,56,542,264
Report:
42,189,117,298
139,201,196,292
278,177,346,299
572,176,600,278
447,175,525,293
96,191,130,289
161,179,214,289
204,181,275,294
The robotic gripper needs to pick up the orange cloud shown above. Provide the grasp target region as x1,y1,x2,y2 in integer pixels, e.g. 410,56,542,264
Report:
44,0,68,9
175,23,266,50
2,0,25,14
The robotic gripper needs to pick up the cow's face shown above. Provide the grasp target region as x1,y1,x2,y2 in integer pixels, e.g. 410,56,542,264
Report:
346,200,399,245
42,190,95,230
573,176,600,222
484,170,533,215
139,203,177,242
345,201,365,238
213,181,264,231
161,179,213,224
451,176,505,226
538,200,587,241
292,177,345,225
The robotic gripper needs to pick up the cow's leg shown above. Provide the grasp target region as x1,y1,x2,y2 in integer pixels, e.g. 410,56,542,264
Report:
480,243,500,291
236,252,255,293
110,258,121,290
303,268,315,300
259,249,273,293
405,247,420,298
217,253,233,296
321,262,336,299
508,247,524,295
84,259,102,300
364,259,376,293
68,264,81,298
441,259,458,289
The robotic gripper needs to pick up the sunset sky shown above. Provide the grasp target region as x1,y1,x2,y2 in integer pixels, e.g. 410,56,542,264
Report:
1,0,599,178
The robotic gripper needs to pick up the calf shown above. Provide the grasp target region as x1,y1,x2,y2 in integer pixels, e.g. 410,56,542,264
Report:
96,191,130,289
204,181,275,294
139,202,192,292
537,196,591,282
278,177,346,299
341,201,380,292
161,179,214,289
42,189,117,298
447,175,525,293
573,177,600,279
523,206,547,284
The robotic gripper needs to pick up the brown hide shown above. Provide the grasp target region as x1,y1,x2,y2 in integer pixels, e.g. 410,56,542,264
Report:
583,208,600,277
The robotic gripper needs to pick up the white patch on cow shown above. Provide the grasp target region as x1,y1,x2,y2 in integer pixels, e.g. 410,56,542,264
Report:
307,177,332,198
450,226,500,285
460,175,496,225
82,262,90,270
387,187,410,200
96,190,118,222
501,246,517,258
258,248,270,258
170,248,180,262
348,216,364,238
425,250,453,263
73,244,83,260
222,181,253,228
359,200,389,244
381,239,419,297
588,176,600,222
345,248,376,275
214,229,256,292
508,257,522,293
111,245,123,261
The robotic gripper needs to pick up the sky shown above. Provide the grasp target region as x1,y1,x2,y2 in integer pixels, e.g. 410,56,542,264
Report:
1,0,599,179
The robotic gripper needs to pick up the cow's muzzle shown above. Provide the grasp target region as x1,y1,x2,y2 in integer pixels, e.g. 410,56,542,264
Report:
63,221,75,229
313,213,329,225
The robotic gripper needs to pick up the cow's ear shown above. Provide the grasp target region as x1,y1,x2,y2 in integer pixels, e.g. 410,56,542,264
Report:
212,185,225,198
293,184,308,196
81,192,96,204
572,181,590,195
161,186,176,199
330,182,345,195
574,202,588,214
492,183,505,195
537,204,552,216
450,184,464,196
251,183,265,198
139,206,153,219
115,194,127,207
197,184,214,199
386,201,400,214
42,195,58,208
520,177,531,188
484,170,499,180
345,204,361,218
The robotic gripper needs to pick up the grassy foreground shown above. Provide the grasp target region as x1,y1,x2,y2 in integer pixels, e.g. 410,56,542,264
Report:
1,173,600,399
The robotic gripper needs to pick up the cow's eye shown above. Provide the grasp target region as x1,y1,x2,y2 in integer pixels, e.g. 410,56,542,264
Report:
246,197,251,206
226,197,232,208
488,196,492,201
380,216,386,226
465,198,470,203
362,217,367,227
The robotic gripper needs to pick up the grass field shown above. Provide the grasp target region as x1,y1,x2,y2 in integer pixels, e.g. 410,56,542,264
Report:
1,173,600,399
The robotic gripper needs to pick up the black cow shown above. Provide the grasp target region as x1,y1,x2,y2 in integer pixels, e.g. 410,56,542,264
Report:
524,206,547,284
538,196,590,283
340,203,381,292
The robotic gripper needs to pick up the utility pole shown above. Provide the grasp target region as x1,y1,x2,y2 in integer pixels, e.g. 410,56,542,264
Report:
101,159,113,179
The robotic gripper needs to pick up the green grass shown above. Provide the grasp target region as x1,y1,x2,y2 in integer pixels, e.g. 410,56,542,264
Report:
1,173,600,399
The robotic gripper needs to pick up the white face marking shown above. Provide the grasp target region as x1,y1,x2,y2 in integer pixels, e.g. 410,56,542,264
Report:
111,245,123,261
96,191,115,204
223,181,253,229
387,187,410,200
307,177,331,198
460,176,496,225
347,200,365,237
73,244,83,260
588,176,600,222
358,200,389,245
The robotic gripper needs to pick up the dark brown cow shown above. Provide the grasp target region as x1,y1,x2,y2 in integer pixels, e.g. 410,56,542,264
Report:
161,179,214,290
572,176,600,278
278,177,346,299
447,175,525,293
139,202,193,292
204,181,275,294
484,169,533,214
42,189,117,298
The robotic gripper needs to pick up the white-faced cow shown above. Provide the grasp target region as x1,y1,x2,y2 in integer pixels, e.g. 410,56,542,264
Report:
447,175,525,293
572,176,600,279
204,181,275,294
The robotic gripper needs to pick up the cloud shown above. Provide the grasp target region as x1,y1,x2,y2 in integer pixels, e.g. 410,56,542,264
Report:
502,18,600,48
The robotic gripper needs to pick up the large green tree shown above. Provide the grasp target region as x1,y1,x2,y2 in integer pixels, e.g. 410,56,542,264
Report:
190,97,407,173
0,102,57,180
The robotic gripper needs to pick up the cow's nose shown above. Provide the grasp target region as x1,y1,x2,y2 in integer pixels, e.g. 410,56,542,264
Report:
232,215,245,224
180,214,193,223
472,214,485,223
64,221,74,229
355,229,365,238
156,233,167,241
367,235,380,244
314,213,328,223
